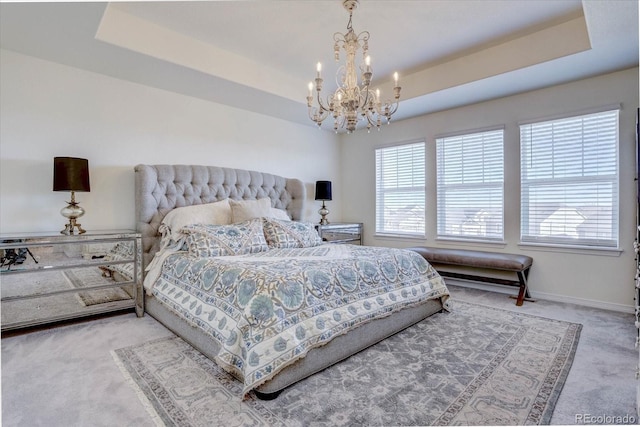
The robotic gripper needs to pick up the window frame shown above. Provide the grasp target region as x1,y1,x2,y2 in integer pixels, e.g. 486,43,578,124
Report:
435,127,505,243
519,107,620,250
374,140,426,238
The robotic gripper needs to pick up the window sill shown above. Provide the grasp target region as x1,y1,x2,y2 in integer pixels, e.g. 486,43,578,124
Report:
374,233,426,241
435,238,507,249
517,242,623,257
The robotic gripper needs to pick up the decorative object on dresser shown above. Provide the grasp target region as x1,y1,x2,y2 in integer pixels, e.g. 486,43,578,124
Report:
315,180,332,225
0,230,143,331
316,222,362,245
306,0,401,133
53,156,91,235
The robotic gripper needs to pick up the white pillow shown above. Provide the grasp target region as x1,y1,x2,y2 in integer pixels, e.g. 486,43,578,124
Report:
229,198,272,223
269,208,291,221
159,199,232,248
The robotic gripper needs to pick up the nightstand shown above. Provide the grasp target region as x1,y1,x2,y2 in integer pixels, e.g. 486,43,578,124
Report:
0,230,143,331
316,222,363,245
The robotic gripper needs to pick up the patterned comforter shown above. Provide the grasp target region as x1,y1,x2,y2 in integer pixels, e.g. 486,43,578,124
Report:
150,244,449,396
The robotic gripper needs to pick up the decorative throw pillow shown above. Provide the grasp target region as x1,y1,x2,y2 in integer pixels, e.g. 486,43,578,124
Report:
262,218,323,249
159,199,232,248
182,218,268,258
229,198,272,223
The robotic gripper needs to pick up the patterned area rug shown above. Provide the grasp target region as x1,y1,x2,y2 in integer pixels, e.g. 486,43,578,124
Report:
63,268,132,306
112,300,581,426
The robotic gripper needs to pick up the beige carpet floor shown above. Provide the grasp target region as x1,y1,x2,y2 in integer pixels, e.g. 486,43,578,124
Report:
1,284,637,426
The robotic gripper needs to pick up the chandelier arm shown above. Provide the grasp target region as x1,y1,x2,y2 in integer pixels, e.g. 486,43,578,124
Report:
385,100,400,117
308,110,321,125
309,106,329,122
368,107,382,126
363,110,376,126
333,114,347,133
357,31,370,43
316,93,330,113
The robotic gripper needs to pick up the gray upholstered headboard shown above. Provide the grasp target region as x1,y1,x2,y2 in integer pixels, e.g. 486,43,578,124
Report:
135,164,306,268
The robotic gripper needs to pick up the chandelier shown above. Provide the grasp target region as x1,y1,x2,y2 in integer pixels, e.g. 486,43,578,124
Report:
306,0,401,134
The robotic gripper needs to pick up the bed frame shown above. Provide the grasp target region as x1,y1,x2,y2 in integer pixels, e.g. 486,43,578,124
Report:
135,164,444,398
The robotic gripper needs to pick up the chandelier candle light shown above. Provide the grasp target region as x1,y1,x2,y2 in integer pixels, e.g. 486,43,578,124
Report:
307,0,401,133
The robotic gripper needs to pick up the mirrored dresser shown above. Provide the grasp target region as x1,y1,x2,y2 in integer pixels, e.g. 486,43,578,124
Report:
0,230,143,332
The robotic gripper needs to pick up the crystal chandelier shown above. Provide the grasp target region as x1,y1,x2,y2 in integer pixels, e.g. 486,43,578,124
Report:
307,0,401,134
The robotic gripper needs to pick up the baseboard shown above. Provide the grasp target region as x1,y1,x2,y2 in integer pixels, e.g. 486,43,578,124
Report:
445,279,515,296
445,278,635,314
530,290,634,314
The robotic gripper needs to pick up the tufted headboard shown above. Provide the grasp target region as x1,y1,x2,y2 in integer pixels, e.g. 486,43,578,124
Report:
135,164,306,268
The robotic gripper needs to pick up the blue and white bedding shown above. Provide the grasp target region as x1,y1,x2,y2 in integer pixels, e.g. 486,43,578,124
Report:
150,242,450,396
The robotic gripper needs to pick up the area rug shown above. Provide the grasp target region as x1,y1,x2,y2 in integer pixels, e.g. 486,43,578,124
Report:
63,268,132,306
112,300,581,426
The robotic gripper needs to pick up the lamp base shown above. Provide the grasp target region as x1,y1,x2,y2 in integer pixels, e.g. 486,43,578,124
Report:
61,218,86,235
60,193,86,235
318,202,330,225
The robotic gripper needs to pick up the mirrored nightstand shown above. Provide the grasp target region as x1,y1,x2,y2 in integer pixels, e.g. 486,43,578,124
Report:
315,222,363,245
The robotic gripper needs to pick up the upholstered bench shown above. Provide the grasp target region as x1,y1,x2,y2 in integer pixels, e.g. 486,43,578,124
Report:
407,247,533,306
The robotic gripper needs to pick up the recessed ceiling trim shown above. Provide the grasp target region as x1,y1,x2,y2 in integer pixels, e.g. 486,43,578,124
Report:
379,14,591,101
95,4,306,103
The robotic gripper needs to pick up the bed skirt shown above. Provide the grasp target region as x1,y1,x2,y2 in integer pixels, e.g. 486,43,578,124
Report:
145,295,445,396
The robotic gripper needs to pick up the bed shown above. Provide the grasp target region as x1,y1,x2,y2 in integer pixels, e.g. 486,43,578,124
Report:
135,164,450,399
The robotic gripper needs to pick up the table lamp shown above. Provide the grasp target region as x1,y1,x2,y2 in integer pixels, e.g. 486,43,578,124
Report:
53,157,90,235
315,180,332,225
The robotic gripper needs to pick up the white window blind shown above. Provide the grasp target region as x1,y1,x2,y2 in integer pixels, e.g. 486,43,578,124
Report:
436,129,504,241
375,141,425,236
520,109,619,248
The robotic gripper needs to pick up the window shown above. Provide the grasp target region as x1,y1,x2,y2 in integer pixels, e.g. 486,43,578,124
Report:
375,141,425,236
520,109,619,248
436,129,504,241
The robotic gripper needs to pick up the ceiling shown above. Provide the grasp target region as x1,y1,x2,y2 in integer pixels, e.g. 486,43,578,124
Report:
1,1,638,132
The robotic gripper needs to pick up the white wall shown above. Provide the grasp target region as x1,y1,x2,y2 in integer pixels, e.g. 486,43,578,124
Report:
0,49,341,233
340,67,639,311
2,48,637,311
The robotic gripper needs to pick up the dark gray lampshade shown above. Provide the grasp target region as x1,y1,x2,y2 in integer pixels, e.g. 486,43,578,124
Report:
53,157,90,192
315,180,332,201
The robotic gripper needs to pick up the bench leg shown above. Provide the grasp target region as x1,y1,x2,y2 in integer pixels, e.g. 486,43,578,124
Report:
515,269,530,306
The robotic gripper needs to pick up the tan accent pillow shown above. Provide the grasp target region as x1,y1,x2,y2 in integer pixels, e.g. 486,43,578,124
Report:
229,198,272,223
159,199,232,247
